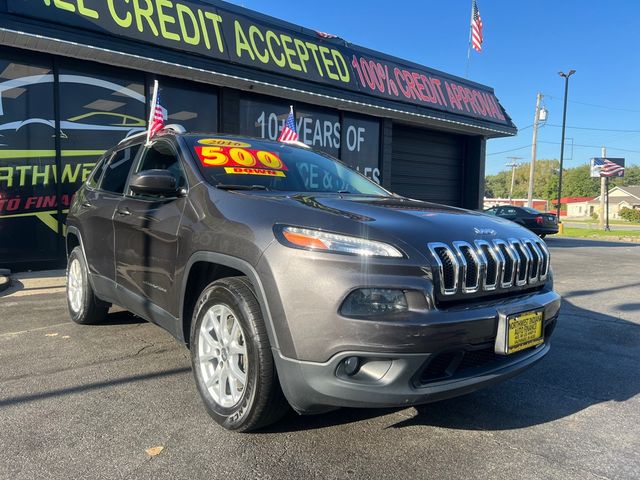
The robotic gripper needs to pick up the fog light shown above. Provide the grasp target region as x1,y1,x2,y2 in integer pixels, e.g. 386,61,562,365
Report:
343,356,360,376
340,288,408,317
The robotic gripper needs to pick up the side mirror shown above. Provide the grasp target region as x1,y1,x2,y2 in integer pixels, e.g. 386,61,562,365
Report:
129,169,178,196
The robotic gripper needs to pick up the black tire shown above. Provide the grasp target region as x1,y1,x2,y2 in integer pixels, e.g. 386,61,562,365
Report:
539,234,547,239
66,246,110,325
190,277,289,432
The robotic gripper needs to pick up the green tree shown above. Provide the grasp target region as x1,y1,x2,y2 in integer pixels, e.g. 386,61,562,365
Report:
485,159,558,200
485,161,640,202
560,164,600,197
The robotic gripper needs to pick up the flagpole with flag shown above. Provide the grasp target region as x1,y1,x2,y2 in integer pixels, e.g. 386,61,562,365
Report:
277,105,299,143
466,2,473,77
146,80,162,146
466,0,484,78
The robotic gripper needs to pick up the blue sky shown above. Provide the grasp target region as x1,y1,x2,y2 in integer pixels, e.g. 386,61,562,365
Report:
228,0,640,175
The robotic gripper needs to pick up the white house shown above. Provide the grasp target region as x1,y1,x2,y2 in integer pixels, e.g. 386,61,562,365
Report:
566,186,640,219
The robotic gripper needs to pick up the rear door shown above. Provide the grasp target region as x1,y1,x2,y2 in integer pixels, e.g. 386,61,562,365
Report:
76,143,141,284
113,139,188,324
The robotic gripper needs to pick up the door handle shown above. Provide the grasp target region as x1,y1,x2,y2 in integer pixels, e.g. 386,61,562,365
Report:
116,207,131,216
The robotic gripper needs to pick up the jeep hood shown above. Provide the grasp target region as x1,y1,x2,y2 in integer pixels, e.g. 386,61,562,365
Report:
251,193,539,249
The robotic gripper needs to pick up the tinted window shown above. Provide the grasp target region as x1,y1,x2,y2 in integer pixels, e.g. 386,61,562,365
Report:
522,207,540,215
159,78,218,132
86,157,107,189
134,141,186,192
58,64,145,197
100,144,141,194
0,56,57,263
188,136,388,196
500,207,518,216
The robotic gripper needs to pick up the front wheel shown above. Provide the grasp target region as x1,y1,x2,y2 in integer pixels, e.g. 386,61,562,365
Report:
190,277,288,432
66,246,110,324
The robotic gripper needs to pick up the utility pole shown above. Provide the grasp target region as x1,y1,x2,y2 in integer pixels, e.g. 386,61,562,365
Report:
506,157,522,204
527,92,543,208
599,146,607,229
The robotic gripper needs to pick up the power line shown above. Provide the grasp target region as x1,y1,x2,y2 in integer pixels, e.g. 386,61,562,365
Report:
538,140,640,154
544,95,640,113
486,145,532,156
545,124,640,133
488,141,640,158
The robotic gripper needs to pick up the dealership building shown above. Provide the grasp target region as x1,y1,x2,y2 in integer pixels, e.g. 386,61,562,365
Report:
0,0,516,269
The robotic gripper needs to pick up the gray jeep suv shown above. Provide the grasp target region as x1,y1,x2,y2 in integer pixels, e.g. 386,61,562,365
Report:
65,129,561,431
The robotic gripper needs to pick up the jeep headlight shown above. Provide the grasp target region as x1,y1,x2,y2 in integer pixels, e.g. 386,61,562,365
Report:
276,226,403,258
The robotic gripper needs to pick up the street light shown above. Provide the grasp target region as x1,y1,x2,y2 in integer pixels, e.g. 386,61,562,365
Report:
556,69,576,221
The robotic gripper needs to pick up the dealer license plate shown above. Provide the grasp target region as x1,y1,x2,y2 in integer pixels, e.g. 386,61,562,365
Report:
506,310,544,354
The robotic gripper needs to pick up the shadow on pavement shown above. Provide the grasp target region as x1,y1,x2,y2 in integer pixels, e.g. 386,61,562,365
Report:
98,310,147,326
2,297,637,433
616,303,640,312
0,367,190,408
562,281,640,300
545,237,640,248
265,298,640,433
0,278,65,298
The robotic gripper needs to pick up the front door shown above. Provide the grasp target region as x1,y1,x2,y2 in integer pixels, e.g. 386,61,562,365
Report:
78,144,141,283
113,140,187,325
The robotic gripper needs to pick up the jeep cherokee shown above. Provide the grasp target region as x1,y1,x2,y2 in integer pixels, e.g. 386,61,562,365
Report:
65,129,561,431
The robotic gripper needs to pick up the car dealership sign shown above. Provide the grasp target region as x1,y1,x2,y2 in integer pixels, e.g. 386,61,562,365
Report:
7,0,509,126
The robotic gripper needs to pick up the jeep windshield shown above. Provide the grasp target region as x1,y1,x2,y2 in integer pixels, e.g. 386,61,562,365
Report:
186,136,389,195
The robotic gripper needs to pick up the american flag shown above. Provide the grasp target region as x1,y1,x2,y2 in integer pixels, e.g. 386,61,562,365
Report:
149,93,165,137
278,106,299,142
316,31,338,39
146,80,165,145
598,158,625,177
471,0,484,52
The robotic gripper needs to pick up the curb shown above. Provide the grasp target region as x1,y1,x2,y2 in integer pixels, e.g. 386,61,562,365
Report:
0,271,11,292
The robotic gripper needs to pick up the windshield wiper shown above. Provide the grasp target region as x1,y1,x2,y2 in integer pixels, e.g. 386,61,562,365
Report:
216,184,268,191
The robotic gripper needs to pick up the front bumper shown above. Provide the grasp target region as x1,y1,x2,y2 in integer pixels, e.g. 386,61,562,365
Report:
272,289,561,413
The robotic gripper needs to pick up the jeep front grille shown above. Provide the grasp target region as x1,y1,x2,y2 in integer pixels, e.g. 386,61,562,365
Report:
428,238,550,296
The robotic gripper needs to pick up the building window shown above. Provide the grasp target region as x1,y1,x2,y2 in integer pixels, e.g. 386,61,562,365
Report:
341,114,380,184
238,94,340,157
156,78,218,133
0,55,57,263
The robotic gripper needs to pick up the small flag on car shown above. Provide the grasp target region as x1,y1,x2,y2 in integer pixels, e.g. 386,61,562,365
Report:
278,106,299,142
471,0,484,52
146,80,166,145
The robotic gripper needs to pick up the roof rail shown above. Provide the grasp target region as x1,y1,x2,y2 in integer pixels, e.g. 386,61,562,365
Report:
164,124,186,134
281,140,311,149
118,131,147,145
117,124,186,146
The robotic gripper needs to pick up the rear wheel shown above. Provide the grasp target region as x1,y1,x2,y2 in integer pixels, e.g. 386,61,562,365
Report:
66,247,110,324
190,277,289,432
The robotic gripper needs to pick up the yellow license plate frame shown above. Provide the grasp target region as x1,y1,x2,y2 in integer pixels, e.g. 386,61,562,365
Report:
506,310,544,354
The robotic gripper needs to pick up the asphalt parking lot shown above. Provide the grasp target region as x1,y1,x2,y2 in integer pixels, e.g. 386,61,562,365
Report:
1,237,639,480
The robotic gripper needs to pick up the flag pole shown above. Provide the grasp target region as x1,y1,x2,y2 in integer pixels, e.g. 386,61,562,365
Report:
145,80,159,146
465,0,473,78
